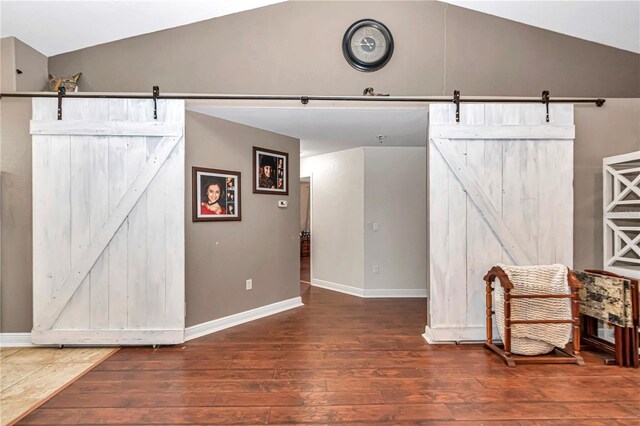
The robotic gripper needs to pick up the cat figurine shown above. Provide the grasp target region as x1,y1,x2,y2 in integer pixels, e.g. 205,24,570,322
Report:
46,72,82,92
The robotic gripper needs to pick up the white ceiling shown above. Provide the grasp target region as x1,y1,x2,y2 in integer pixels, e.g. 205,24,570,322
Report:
187,105,428,158
0,0,286,56
440,0,640,54
1,1,638,56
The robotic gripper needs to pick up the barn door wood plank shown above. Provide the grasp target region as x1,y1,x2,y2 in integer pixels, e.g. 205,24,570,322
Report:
429,125,574,140
146,137,167,328
165,136,186,329
30,120,183,137
431,138,532,266
465,139,504,327
55,135,92,328
89,136,110,329
34,135,182,331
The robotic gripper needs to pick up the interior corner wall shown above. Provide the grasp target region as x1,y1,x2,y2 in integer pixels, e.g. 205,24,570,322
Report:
364,147,427,292
573,99,640,271
13,38,48,92
185,110,300,327
1,37,17,92
0,97,33,332
301,148,365,291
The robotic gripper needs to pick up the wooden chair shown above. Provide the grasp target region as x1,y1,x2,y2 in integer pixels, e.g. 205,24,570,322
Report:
484,266,585,367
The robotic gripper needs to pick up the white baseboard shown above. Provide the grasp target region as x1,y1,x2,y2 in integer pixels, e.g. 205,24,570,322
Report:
312,279,427,298
0,333,34,347
364,288,427,298
312,279,364,297
185,297,304,341
423,325,488,344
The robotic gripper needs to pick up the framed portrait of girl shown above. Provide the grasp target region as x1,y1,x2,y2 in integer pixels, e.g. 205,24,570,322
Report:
192,167,241,222
253,146,288,195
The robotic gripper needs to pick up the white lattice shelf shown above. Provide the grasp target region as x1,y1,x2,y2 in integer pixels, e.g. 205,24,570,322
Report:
603,151,640,279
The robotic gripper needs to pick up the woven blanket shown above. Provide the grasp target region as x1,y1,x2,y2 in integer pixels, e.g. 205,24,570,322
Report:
494,264,572,355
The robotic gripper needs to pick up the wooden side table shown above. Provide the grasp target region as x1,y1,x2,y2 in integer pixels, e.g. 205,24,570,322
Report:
581,269,639,368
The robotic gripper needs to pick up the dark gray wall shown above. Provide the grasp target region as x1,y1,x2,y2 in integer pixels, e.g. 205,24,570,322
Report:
48,1,639,97
573,99,640,271
14,38,48,91
0,98,33,332
185,110,300,327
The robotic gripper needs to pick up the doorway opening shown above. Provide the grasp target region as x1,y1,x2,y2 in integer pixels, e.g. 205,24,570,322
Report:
187,100,429,330
300,176,311,284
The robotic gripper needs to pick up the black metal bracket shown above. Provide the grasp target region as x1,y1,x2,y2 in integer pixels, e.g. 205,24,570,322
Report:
453,90,461,122
596,99,606,107
542,90,550,122
300,96,309,105
57,86,66,120
152,86,160,120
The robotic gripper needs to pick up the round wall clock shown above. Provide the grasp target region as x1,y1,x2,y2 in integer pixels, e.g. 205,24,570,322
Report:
342,19,394,72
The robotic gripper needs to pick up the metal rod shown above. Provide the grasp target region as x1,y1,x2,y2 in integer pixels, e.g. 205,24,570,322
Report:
0,92,607,106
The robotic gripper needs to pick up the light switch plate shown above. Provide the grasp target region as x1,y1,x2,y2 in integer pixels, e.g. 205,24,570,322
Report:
278,200,288,208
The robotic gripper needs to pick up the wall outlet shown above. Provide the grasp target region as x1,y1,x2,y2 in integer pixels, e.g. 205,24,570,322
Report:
373,265,380,274
246,279,252,290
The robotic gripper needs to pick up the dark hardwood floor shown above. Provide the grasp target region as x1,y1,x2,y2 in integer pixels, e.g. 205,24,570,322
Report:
19,284,640,424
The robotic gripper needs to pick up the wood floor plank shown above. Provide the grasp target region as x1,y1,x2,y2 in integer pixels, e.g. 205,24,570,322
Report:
214,391,384,407
447,402,638,421
60,379,327,394
268,403,453,423
19,284,640,424
81,369,276,381
326,377,487,392
94,359,233,371
17,407,269,424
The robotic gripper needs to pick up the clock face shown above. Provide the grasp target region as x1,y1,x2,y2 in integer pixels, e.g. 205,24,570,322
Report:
342,19,394,72
349,26,387,64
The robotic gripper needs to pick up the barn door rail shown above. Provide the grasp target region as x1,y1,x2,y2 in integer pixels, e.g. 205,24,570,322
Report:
3,87,606,124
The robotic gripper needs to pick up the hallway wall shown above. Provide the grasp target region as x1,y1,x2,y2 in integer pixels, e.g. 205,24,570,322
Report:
364,147,427,294
301,146,427,296
301,148,365,292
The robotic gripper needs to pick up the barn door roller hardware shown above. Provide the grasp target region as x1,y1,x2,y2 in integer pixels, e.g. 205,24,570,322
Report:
453,90,461,122
542,90,550,122
152,86,160,120
57,86,66,120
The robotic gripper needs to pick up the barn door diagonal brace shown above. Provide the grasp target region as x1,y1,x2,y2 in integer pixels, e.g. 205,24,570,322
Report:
34,135,182,331
431,137,533,265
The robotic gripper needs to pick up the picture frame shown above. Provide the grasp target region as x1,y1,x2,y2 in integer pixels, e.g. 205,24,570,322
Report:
192,167,241,222
253,146,289,195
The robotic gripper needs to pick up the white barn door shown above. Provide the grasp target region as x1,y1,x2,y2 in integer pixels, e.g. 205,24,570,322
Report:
31,98,185,345
425,104,574,343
